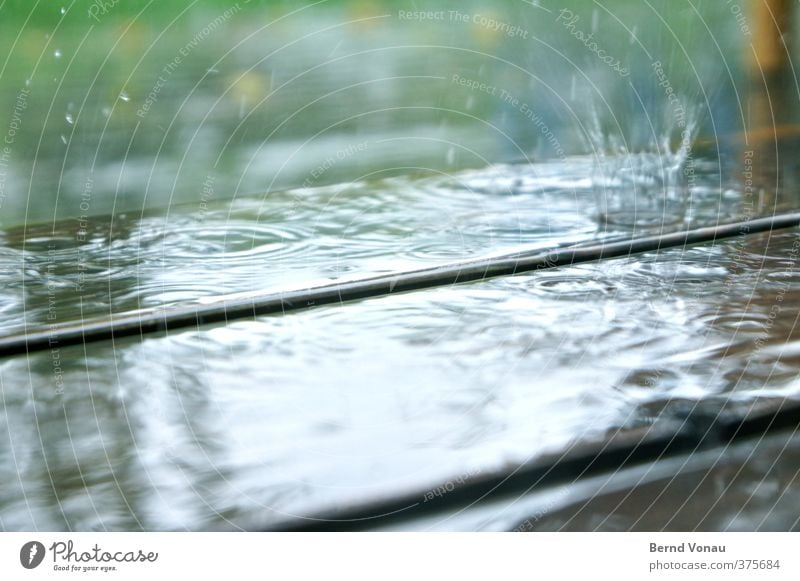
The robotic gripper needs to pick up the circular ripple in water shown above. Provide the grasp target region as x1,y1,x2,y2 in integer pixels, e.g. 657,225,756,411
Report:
529,271,617,299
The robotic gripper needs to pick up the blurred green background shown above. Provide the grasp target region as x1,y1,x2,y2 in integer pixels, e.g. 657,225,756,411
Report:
0,0,771,225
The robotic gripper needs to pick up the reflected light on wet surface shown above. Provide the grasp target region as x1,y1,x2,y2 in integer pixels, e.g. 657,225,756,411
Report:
1,156,799,530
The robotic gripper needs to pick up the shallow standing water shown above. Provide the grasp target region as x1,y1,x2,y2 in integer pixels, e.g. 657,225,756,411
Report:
1,0,800,531
2,155,800,531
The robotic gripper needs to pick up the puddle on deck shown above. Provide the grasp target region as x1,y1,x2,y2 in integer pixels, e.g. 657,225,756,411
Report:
1,157,799,530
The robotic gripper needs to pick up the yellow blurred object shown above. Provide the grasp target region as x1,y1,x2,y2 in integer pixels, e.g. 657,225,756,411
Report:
470,14,503,50
19,29,49,59
227,70,271,109
748,0,792,74
114,19,148,54
347,0,387,31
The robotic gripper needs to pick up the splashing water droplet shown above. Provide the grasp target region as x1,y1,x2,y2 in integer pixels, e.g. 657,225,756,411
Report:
119,91,130,102
54,49,62,58
65,113,74,125
60,7,66,14
60,135,67,145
